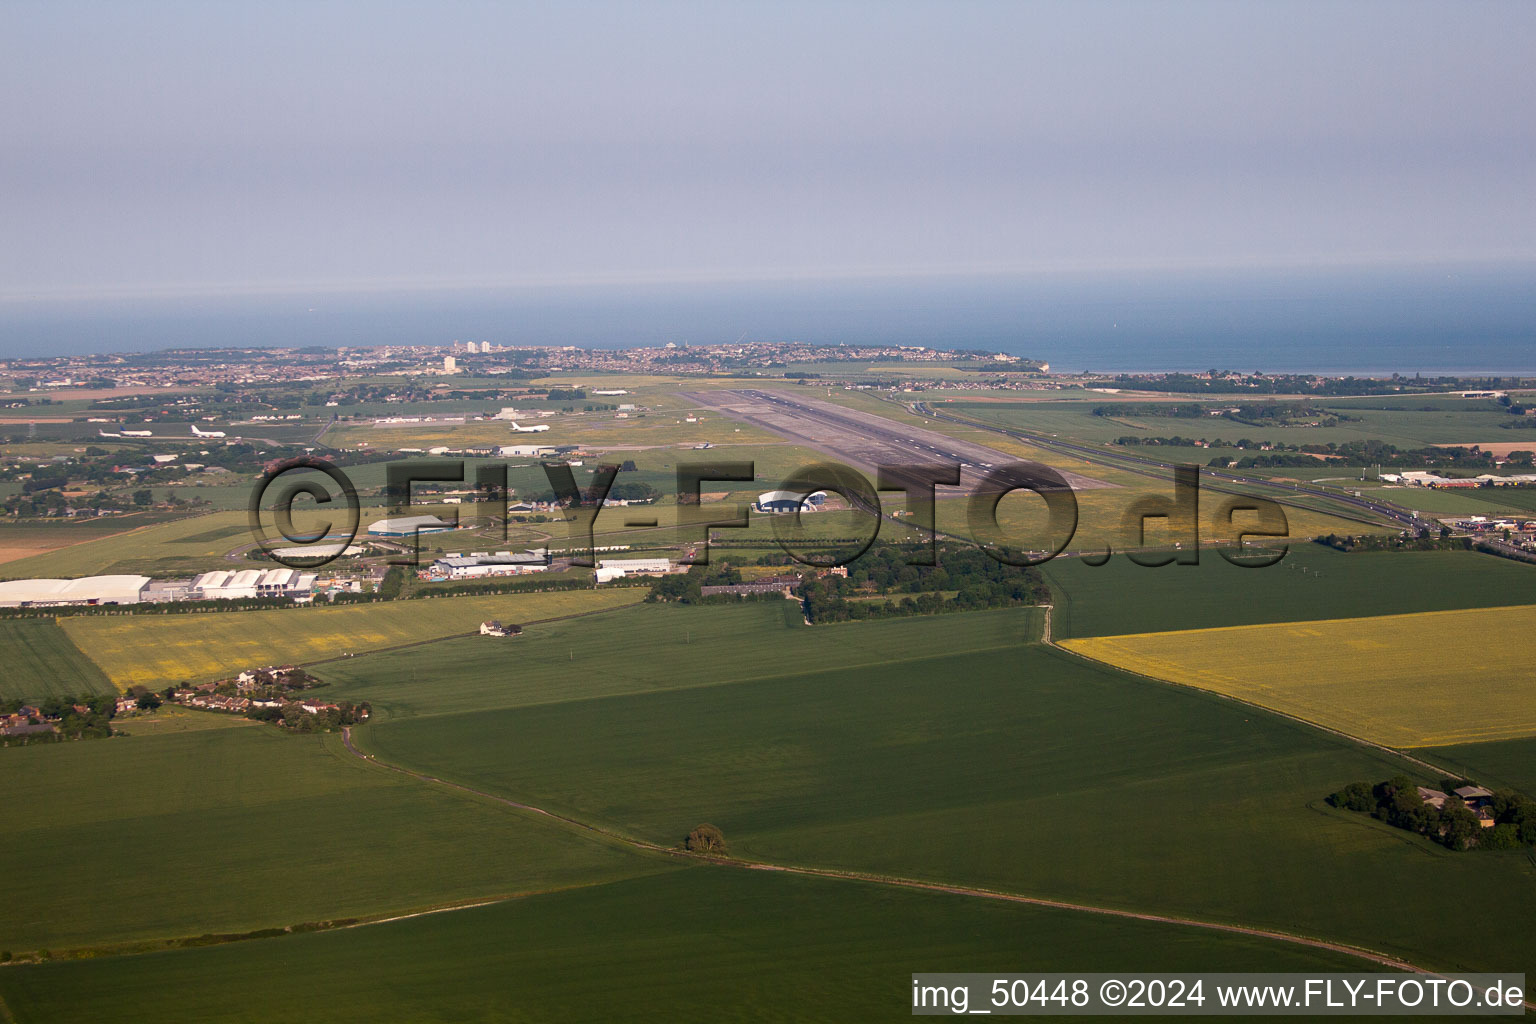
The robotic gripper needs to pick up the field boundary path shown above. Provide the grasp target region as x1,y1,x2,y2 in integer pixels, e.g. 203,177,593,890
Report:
338,727,1529,1002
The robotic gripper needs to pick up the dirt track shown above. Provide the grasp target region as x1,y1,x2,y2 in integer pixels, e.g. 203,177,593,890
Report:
337,725,1520,994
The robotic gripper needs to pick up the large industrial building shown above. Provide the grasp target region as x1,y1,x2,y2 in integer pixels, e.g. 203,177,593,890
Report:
367,514,457,537
269,542,365,561
0,575,151,608
193,568,317,601
429,551,549,579
594,557,676,583
754,489,828,513
497,444,557,458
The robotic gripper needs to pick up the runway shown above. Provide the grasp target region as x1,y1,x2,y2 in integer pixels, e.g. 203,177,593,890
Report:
683,389,1116,493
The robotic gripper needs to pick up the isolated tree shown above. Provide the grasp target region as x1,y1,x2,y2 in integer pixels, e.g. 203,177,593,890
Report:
685,824,727,854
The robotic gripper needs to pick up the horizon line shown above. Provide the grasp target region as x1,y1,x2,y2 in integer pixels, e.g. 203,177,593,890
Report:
4,252,1535,307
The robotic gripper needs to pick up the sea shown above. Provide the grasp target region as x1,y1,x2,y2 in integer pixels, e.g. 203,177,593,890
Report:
1,263,1532,376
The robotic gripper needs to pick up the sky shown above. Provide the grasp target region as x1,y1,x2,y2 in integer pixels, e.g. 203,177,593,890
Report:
2,0,1534,302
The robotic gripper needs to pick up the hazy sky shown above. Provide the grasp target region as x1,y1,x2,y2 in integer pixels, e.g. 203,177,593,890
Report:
3,0,1533,301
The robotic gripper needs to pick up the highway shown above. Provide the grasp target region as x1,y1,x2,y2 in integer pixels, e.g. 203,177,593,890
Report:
912,402,1420,531
686,387,1417,534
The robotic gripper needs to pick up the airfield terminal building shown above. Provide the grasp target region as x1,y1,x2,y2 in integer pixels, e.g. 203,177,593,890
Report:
755,490,827,513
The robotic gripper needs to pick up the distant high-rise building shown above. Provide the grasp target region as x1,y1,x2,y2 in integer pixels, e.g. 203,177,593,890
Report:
444,355,458,373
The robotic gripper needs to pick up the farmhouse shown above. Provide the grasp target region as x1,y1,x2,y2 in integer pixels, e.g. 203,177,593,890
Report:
1416,786,1449,809
1453,785,1494,807
1,719,56,738
479,620,522,637
181,694,251,713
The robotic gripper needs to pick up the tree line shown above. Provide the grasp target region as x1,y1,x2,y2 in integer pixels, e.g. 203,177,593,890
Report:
645,542,1052,622
1329,775,1536,851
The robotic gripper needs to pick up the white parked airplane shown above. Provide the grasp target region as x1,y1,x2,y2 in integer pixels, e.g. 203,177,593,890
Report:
508,421,550,433
191,425,227,438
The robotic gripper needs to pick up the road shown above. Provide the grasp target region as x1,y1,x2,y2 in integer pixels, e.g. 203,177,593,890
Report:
686,387,1413,533
914,402,1420,531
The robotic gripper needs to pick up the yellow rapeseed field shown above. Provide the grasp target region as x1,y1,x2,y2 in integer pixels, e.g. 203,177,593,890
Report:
1060,604,1536,748
62,588,645,689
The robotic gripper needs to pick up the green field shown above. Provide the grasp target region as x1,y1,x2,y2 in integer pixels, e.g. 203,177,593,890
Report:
1460,487,1536,512
1377,485,1536,516
1041,545,1536,638
312,603,1038,720
0,511,250,577
1366,486,1536,517
60,588,646,688
0,619,114,700
947,397,1523,449
0,715,656,953
0,869,1372,1024
331,606,1536,980
0,512,186,566
1419,735,1536,796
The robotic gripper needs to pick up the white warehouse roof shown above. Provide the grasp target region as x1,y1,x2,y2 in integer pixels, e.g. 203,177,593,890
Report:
368,514,456,535
269,542,364,560
757,490,827,505
0,575,151,607
435,553,547,568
